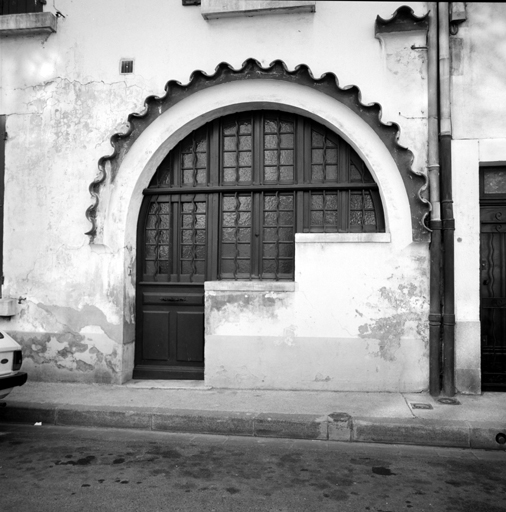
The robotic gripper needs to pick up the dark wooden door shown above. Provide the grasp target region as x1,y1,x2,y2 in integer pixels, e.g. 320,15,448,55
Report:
134,193,208,380
480,167,506,390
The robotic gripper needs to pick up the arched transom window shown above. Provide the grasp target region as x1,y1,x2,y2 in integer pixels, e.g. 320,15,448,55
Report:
140,111,385,282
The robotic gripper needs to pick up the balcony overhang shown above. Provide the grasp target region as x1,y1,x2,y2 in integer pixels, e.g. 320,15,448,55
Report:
0,12,57,37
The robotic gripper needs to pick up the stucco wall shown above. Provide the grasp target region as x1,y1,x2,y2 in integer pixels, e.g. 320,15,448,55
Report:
206,235,429,391
0,1,432,388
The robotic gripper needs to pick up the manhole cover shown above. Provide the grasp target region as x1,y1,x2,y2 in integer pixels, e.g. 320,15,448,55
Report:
437,397,461,405
410,402,433,410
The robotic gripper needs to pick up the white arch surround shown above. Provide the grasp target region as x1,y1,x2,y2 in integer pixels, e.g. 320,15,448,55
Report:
104,79,427,389
103,79,413,254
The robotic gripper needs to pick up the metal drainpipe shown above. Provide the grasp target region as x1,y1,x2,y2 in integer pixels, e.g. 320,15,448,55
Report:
427,3,442,396
439,2,456,396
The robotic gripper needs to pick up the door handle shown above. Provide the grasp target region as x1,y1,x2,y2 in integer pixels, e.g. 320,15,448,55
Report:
161,297,187,302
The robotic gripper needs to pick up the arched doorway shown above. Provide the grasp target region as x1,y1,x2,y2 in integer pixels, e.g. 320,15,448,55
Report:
133,110,385,380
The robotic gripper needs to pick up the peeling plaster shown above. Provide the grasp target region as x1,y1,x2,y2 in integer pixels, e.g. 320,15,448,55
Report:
37,303,122,343
358,283,428,362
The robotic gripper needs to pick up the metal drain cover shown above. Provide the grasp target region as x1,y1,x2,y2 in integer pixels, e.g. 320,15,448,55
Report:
437,397,461,405
410,402,433,410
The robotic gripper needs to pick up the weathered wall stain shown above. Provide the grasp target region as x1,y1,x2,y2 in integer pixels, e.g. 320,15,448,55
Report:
358,284,428,362
206,292,292,334
37,303,122,343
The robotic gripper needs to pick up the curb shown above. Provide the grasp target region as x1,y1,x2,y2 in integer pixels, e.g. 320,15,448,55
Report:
1,402,505,450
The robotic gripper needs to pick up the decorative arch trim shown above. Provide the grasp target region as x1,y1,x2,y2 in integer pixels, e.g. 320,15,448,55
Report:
86,58,430,242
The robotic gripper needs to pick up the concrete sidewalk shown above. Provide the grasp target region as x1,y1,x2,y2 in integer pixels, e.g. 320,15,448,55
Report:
1,381,506,450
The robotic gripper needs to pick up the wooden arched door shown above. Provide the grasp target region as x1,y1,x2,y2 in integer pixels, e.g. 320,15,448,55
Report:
134,111,385,380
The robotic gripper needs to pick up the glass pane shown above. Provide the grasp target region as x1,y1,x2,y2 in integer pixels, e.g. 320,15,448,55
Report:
224,137,236,151
238,228,251,242
312,165,324,181
237,260,251,273
484,169,506,194
158,261,170,274
311,211,323,225
221,259,235,274
264,195,278,211
263,260,276,273
280,150,293,165
265,135,278,149
325,165,338,181
364,192,374,209
324,211,338,226
195,261,205,275
224,152,237,167
280,121,293,133
326,148,338,164
312,149,323,164
181,261,192,274
264,150,278,165
279,244,294,258
145,245,156,259
278,228,293,242
279,211,294,225
239,121,251,135
278,260,294,274
196,230,206,244
263,228,277,241
239,168,252,182
263,244,277,258
221,244,235,258
279,195,294,210
324,194,338,210
158,245,169,259
350,192,363,210
350,164,363,182
223,169,236,182
312,130,324,148
365,211,377,225
239,136,251,151
222,228,235,242
238,244,251,258
311,194,323,210
280,134,294,148
279,167,294,181
264,167,278,181
264,120,277,133
350,211,363,225
239,152,252,166
264,212,277,226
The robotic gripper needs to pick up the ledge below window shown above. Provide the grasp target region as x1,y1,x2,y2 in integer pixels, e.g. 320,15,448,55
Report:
205,281,296,292
201,0,316,20
0,13,57,37
295,233,391,243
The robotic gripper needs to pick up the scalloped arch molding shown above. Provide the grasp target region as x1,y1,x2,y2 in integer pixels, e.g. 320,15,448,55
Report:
86,59,429,243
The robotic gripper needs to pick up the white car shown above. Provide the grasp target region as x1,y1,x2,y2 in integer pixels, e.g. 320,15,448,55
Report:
0,332,27,400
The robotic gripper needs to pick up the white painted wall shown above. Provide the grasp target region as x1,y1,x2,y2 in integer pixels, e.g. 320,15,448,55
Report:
0,1,433,389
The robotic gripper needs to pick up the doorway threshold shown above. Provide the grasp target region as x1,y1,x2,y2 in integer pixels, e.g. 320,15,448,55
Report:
124,380,212,390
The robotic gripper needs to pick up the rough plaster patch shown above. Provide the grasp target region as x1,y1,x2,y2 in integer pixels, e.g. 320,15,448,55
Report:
38,303,121,343
358,283,428,362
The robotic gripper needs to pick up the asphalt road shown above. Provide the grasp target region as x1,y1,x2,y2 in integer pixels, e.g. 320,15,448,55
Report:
0,424,505,512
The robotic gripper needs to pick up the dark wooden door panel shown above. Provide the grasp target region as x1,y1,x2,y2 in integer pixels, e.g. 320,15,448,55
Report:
176,311,204,362
480,170,506,389
142,311,170,361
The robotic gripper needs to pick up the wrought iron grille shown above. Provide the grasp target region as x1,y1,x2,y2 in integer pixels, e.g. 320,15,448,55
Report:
141,111,385,282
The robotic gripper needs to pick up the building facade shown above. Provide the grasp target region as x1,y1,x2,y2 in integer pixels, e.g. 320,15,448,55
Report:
0,1,504,394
